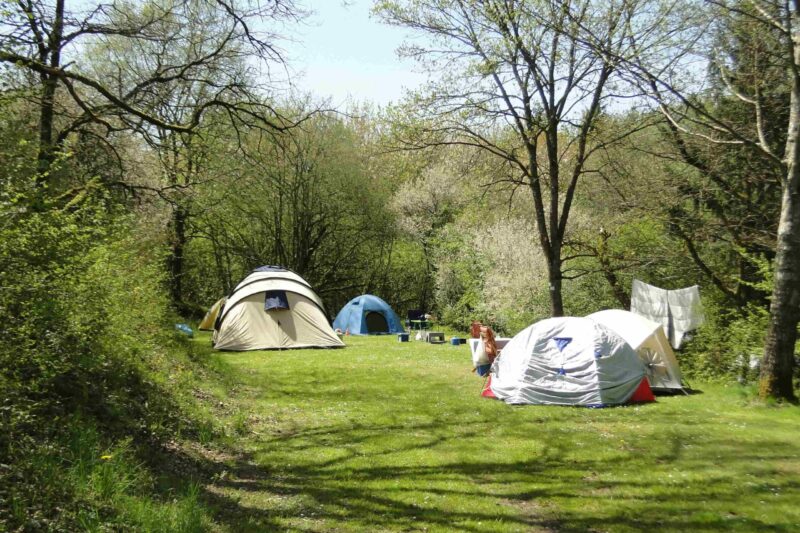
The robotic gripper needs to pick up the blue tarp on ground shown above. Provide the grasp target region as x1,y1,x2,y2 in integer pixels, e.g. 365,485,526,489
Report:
333,294,405,335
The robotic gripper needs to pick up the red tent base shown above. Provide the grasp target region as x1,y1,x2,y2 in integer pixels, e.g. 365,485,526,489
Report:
481,375,496,398
629,377,655,403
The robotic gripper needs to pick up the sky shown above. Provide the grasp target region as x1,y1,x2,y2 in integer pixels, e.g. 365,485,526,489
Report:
281,0,426,108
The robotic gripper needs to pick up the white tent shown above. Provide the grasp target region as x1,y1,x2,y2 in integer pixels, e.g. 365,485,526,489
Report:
213,266,344,351
198,297,225,331
587,309,684,392
489,317,651,406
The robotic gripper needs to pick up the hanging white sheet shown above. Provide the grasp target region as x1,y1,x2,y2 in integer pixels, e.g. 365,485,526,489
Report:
630,280,704,349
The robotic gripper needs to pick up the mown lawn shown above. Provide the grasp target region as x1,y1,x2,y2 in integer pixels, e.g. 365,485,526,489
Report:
193,333,800,532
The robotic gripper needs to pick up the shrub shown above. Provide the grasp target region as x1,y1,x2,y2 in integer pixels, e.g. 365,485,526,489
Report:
0,173,213,530
679,296,770,382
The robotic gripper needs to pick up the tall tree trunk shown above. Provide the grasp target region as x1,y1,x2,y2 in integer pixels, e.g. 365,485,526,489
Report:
37,73,58,177
36,0,65,179
759,183,800,400
548,243,564,317
420,239,434,312
526,143,565,317
760,29,800,401
169,205,188,310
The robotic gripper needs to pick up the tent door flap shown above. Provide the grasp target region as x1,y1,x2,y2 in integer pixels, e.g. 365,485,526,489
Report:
265,290,290,311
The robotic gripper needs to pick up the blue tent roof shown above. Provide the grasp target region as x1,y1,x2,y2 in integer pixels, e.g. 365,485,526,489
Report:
253,265,288,273
333,295,405,335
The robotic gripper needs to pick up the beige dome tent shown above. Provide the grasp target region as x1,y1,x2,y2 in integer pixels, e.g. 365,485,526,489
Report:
587,309,684,392
213,266,344,351
198,297,226,331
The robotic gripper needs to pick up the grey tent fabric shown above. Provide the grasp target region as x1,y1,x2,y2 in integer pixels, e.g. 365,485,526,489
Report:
587,309,684,391
630,280,704,349
489,317,646,406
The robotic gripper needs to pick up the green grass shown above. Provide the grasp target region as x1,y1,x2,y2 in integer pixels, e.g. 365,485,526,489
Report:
2,414,214,532
191,333,800,532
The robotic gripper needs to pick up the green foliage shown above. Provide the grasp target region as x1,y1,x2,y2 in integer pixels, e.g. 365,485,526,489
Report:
0,160,218,529
2,416,211,532
183,111,409,314
435,228,488,331
373,240,434,316
681,300,770,383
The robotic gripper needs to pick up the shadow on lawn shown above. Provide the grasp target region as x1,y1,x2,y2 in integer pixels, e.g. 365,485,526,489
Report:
183,416,800,533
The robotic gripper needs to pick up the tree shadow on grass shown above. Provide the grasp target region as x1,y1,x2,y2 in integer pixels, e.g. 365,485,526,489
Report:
156,415,800,532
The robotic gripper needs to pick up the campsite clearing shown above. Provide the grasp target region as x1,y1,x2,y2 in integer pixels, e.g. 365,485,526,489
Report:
194,334,800,532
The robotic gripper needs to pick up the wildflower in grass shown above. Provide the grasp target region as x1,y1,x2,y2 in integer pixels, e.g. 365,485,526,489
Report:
100,454,113,461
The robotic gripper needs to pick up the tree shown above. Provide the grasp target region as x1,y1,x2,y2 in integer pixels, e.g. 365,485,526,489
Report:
0,0,300,188
86,0,297,310
187,111,400,311
391,163,466,311
1,0,305,307
651,8,785,309
376,0,657,316
612,0,797,400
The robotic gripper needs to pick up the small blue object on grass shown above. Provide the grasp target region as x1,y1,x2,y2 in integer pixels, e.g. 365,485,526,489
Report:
398,332,409,342
175,323,193,338
450,337,461,345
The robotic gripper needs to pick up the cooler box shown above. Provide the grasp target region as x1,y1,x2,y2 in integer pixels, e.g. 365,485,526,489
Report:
427,332,445,344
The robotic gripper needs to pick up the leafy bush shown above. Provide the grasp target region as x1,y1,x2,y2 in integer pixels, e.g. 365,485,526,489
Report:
0,171,215,530
679,296,770,382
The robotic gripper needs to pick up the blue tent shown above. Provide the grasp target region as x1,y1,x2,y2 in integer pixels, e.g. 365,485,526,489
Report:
333,295,405,335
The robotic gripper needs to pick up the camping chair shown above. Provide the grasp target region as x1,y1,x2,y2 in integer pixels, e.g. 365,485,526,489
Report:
405,309,430,331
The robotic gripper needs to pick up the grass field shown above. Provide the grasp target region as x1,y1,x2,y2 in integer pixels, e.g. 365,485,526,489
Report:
192,333,800,532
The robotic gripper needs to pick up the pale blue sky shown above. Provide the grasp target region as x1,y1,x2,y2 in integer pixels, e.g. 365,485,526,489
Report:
282,0,425,107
